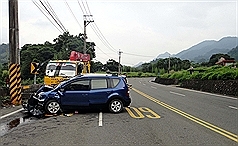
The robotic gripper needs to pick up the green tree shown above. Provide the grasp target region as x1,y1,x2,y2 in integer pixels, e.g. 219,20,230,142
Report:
20,43,55,80
105,59,119,72
20,32,96,80
154,67,158,76
208,53,231,66
91,61,104,72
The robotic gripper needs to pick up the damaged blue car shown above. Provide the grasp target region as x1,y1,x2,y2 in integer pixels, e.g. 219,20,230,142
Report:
22,74,131,116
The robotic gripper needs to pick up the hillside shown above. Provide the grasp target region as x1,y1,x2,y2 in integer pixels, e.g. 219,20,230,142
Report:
0,44,8,64
228,46,238,61
174,36,238,62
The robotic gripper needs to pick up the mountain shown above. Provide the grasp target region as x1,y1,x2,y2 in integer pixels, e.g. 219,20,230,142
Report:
133,61,144,68
174,36,238,62
156,52,171,59
228,46,238,61
0,43,9,64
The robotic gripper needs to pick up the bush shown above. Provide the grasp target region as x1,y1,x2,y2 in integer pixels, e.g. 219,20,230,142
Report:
21,78,33,85
138,72,142,77
217,71,237,80
159,65,238,81
201,72,213,80
169,71,184,79
190,72,203,79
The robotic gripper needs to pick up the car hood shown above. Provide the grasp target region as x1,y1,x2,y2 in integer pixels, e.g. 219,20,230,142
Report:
35,85,54,94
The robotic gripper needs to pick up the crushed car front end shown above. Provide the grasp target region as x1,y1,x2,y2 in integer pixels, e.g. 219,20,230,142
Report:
22,85,54,116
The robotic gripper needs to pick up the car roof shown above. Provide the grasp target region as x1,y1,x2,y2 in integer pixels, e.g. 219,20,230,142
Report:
67,73,121,82
82,73,113,77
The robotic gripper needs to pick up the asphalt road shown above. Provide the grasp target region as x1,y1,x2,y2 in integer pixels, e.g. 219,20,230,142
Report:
1,77,237,145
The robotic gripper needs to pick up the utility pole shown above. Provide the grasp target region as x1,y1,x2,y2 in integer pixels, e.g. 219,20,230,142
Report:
168,55,170,73
9,0,22,105
83,15,94,54
118,49,123,75
83,15,93,73
9,0,19,64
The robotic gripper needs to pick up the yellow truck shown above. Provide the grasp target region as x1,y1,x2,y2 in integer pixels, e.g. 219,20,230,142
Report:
42,51,91,86
44,60,84,86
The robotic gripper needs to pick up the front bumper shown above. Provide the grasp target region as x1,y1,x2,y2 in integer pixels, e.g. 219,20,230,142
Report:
22,97,45,116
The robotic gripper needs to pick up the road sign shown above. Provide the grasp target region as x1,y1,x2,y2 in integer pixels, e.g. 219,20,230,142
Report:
31,62,39,74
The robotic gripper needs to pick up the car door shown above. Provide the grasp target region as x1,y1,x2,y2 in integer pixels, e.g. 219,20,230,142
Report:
60,79,90,109
88,78,112,105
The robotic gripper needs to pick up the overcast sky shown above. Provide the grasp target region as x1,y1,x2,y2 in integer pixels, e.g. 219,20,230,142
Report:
1,0,237,66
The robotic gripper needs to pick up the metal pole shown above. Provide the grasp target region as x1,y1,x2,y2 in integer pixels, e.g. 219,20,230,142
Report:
83,20,86,54
34,74,36,84
168,55,170,73
83,15,94,54
83,15,93,73
118,49,123,75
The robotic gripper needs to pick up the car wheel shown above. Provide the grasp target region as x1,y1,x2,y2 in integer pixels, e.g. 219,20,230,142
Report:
109,99,123,113
45,100,61,114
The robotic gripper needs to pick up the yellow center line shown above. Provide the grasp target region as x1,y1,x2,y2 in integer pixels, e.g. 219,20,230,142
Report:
132,87,238,142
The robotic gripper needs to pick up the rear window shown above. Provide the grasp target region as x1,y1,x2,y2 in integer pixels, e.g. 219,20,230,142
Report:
111,78,120,88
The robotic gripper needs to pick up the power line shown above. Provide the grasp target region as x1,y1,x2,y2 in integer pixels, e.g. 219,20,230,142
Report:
35,0,151,63
82,1,154,59
91,22,117,52
35,0,67,33
81,0,90,15
77,0,86,14
80,1,117,53
44,0,67,32
96,46,116,59
39,0,65,32
64,0,83,31
32,0,62,33
123,52,155,57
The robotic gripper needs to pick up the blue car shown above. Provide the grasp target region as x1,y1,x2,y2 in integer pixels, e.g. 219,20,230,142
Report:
23,74,131,116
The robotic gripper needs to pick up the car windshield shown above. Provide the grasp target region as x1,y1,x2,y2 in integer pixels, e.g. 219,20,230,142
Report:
54,80,68,89
46,62,77,77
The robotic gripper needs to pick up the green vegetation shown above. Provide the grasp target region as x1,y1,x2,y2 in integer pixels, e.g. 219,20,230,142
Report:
159,65,238,81
124,72,156,77
0,31,237,88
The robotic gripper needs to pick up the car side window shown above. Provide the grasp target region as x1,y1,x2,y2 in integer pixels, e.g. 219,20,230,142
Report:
65,79,90,91
91,79,107,89
111,78,120,88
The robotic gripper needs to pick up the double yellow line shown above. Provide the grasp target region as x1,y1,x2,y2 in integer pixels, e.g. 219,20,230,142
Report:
132,88,238,142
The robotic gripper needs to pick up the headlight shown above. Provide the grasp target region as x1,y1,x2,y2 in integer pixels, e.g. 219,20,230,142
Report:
33,92,46,102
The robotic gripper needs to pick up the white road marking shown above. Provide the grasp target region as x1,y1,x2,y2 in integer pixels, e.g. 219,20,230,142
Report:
170,91,185,97
0,108,24,119
228,106,238,110
151,86,157,89
149,80,237,100
143,83,146,86
99,112,103,126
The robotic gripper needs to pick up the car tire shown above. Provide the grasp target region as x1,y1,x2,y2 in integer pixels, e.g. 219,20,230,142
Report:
109,99,123,113
45,100,61,114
